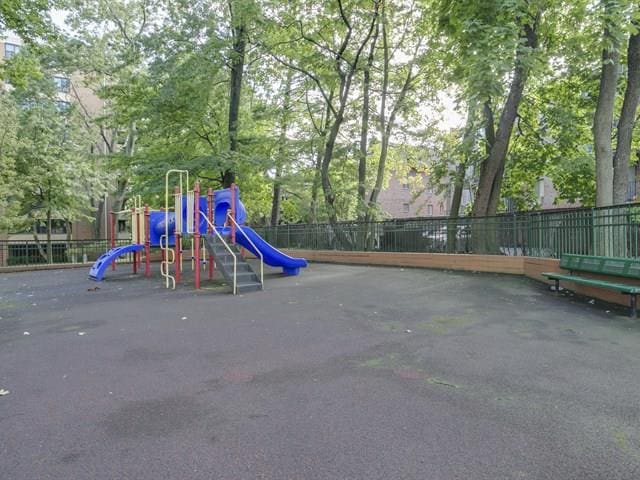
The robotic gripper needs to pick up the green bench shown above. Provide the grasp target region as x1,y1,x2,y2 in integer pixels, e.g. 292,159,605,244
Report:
542,254,640,318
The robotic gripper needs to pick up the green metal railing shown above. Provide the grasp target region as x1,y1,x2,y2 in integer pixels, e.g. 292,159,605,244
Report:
254,204,640,259
0,239,131,267
3,204,640,267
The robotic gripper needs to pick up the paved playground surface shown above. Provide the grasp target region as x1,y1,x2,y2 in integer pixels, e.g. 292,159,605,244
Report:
1,263,639,480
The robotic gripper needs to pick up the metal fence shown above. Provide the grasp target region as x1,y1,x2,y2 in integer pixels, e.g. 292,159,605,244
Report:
3,204,640,267
254,204,640,259
0,239,131,268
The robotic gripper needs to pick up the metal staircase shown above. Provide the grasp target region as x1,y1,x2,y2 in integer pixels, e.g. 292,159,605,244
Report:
203,234,263,294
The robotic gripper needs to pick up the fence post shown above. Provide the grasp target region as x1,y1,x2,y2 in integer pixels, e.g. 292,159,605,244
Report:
0,232,7,267
591,208,596,256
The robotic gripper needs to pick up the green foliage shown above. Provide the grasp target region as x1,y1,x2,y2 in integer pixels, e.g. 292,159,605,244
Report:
5,0,636,232
0,0,55,42
0,93,20,229
4,55,112,233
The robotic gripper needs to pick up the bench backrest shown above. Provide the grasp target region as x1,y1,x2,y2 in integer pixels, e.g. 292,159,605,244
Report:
560,254,640,279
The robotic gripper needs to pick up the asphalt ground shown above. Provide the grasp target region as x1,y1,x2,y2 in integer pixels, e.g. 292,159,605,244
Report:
1,262,639,480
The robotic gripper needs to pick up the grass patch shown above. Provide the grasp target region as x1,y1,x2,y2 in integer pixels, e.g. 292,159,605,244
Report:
0,301,16,310
415,315,474,334
372,320,405,333
358,353,399,368
613,430,636,456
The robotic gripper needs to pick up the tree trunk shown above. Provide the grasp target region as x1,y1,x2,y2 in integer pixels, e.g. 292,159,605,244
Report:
32,226,47,263
321,112,353,248
65,220,72,262
447,106,476,252
594,25,621,207
271,71,293,226
357,20,379,223
225,3,246,186
46,208,52,264
112,123,136,213
471,20,538,253
356,22,379,249
309,147,323,224
613,29,640,204
319,3,380,249
447,163,466,253
309,98,332,224
365,12,415,220
472,22,537,219
93,197,102,238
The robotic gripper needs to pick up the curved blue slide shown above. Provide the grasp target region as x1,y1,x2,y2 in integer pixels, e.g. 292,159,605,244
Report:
89,244,144,281
235,226,307,276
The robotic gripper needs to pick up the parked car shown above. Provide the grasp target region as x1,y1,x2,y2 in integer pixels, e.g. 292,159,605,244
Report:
422,225,470,252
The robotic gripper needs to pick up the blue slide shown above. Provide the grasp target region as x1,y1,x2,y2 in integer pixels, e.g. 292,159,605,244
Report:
89,244,144,281
235,226,307,276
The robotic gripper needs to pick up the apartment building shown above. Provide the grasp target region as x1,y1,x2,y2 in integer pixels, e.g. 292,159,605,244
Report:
378,169,589,220
378,169,461,218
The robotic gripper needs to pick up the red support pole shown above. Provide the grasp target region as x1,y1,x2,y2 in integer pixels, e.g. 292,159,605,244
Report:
131,208,138,274
136,205,142,269
110,211,116,270
194,182,201,289
174,187,181,286
230,183,236,244
207,188,214,280
160,207,166,264
144,205,151,278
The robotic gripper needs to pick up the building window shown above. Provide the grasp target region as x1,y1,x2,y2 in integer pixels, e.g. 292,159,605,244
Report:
427,204,433,216
55,100,71,112
4,43,20,59
35,220,67,234
439,203,445,215
53,76,71,93
402,182,409,190
402,203,410,214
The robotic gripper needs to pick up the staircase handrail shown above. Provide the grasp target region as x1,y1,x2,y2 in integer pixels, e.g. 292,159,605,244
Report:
200,212,237,295
226,212,263,288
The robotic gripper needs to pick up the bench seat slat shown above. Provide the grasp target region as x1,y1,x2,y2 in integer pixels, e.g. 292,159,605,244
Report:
542,272,640,294
560,254,640,279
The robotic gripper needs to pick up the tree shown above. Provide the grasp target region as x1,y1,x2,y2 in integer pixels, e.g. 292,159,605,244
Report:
593,0,624,207
267,0,381,245
613,19,640,204
0,0,54,42
9,61,111,262
0,93,20,231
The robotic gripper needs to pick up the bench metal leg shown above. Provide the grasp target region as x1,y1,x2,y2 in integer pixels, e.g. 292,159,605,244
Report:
554,279,560,294
631,294,637,319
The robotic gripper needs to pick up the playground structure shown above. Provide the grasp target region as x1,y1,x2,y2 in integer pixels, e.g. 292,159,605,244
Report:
89,169,307,294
